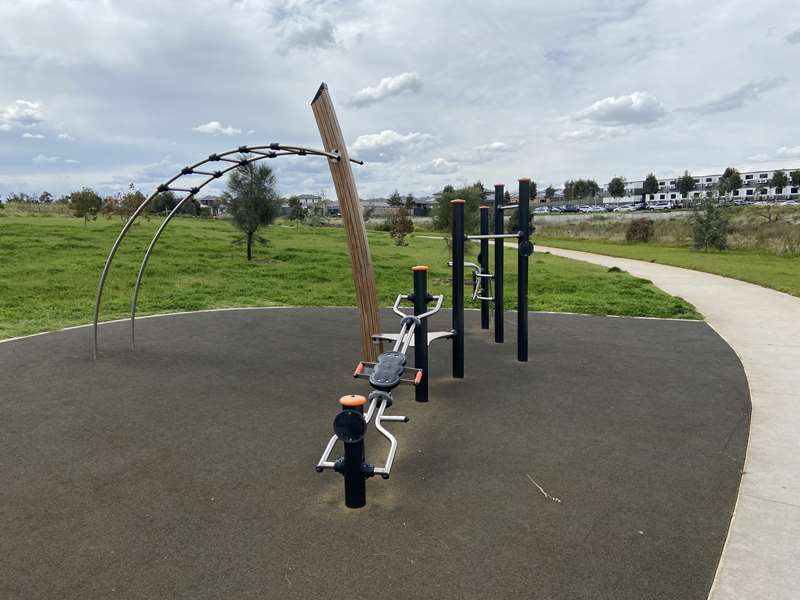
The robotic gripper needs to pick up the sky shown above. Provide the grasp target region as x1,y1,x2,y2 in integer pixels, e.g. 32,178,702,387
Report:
1,0,799,200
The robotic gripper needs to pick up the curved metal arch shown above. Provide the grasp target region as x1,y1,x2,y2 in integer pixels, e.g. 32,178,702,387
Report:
93,143,362,358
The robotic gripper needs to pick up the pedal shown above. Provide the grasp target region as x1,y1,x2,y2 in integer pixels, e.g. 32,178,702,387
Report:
354,360,422,387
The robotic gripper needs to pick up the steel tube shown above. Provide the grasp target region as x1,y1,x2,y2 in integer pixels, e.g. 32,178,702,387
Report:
451,199,465,378
517,179,531,362
130,194,195,349
465,233,520,240
93,142,355,358
412,266,430,402
479,207,490,330
494,184,505,343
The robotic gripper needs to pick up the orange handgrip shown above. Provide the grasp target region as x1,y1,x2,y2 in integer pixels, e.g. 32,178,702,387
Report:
353,362,365,377
339,394,367,407
414,370,423,385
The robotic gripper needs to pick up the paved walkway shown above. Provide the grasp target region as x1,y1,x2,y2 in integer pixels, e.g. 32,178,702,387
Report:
535,245,800,599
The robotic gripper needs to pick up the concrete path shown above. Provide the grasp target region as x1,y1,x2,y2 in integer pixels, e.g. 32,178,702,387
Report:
535,245,800,599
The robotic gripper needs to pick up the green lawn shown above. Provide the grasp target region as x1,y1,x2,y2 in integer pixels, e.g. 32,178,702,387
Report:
0,215,700,339
537,237,800,297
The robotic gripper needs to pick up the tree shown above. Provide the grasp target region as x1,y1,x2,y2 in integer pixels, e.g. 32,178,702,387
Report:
608,177,626,199
38,191,53,204
642,173,659,203
676,171,696,199
717,167,742,202
223,162,280,260
68,188,102,224
388,205,414,245
117,184,146,220
790,170,800,187
101,197,116,218
691,199,729,251
387,190,403,207
432,182,484,231
151,190,178,215
564,179,600,202
287,196,306,226
544,186,555,200
530,180,538,200
404,193,415,210
304,200,325,232
770,170,789,192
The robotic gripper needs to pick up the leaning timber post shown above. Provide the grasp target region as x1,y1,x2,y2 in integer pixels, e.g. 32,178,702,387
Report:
311,83,382,362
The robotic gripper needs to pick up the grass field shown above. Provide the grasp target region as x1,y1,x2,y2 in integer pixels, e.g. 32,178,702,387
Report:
0,215,700,339
538,237,800,297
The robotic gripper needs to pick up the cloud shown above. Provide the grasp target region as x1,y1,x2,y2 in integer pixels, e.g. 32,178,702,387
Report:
415,157,459,175
687,78,785,113
558,126,630,142
57,133,74,140
350,130,436,162
22,133,45,139
746,153,770,162
1,99,45,129
776,146,800,158
278,16,336,52
64,159,80,164
348,72,422,108
32,154,59,163
787,28,800,44
572,91,665,125
192,121,242,136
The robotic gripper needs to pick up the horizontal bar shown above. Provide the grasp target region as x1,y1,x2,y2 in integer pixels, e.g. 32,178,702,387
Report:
466,233,520,240
499,204,519,211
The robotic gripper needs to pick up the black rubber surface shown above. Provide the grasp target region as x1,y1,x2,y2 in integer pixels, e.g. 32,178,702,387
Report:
0,308,750,600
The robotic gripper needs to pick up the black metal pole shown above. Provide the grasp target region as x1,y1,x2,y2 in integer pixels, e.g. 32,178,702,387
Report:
343,433,366,508
494,184,504,344
412,266,430,402
451,199,465,378
479,206,490,330
517,179,530,362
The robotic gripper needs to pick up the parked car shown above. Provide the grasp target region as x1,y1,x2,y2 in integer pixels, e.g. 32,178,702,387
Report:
585,205,605,213
561,205,579,213
779,200,799,206
613,204,634,212
533,205,550,214
649,202,672,210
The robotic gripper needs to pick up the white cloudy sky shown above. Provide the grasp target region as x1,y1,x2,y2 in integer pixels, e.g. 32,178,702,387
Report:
1,0,799,199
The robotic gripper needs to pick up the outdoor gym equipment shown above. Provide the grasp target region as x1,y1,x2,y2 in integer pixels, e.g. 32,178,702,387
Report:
450,179,533,376
316,266,444,508
92,83,383,363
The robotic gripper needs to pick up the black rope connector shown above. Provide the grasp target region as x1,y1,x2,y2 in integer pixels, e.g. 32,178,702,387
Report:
239,159,250,166
208,153,220,161
190,187,200,195
298,149,306,156
238,146,249,153
267,151,277,158
213,171,223,178
269,142,280,150
157,184,169,193
181,166,193,175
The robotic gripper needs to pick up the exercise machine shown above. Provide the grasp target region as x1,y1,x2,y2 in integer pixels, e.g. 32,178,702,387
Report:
316,267,444,508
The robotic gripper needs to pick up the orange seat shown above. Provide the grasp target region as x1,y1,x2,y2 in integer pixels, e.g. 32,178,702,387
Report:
339,394,367,407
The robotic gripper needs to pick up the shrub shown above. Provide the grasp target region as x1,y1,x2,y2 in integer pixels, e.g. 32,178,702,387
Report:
625,218,654,242
388,206,414,246
691,201,729,251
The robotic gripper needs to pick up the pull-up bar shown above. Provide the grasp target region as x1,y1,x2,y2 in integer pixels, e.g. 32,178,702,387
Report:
450,179,533,375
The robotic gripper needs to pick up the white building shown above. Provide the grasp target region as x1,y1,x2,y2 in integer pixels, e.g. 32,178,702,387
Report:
603,167,800,204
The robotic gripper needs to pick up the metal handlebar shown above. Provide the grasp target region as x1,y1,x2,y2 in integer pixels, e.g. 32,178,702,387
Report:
391,293,444,321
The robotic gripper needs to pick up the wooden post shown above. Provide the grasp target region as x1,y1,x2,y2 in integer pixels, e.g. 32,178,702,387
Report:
311,83,382,362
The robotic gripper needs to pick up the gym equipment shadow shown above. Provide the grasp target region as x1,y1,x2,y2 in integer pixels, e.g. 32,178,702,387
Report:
0,307,750,600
